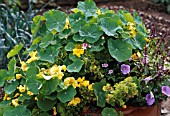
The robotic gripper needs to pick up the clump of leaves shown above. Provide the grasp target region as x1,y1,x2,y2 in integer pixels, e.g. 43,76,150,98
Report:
0,4,32,69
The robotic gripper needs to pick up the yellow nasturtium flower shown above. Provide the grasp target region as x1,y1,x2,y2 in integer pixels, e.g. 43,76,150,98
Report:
73,45,84,58
13,93,20,98
12,99,19,107
127,22,136,38
50,65,60,75
62,65,67,72
145,38,150,42
3,93,9,100
64,18,70,29
67,97,81,106
64,77,78,88
34,97,38,101
16,74,22,80
26,51,39,64
20,61,28,71
29,51,37,57
88,83,94,91
17,85,27,93
27,91,34,96
96,9,101,15
130,29,136,38
73,48,84,57
131,52,141,61
77,77,89,87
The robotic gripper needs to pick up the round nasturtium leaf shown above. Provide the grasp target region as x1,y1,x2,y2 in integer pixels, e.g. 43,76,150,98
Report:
78,0,97,17
44,10,66,32
67,60,84,72
108,39,132,62
3,106,31,116
79,24,103,43
37,95,57,111
101,107,118,116
57,86,76,103
100,17,121,37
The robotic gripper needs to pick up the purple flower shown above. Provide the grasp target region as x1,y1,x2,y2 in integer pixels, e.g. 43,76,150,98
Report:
146,93,155,106
108,70,113,75
142,57,148,64
120,64,130,75
102,63,108,68
162,86,170,97
143,77,152,84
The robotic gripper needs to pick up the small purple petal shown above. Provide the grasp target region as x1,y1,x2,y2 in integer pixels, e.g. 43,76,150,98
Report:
142,57,148,64
143,77,152,84
121,64,130,75
102,63,108,68
146,93,155,106
108,70,113,75
162,86,170,97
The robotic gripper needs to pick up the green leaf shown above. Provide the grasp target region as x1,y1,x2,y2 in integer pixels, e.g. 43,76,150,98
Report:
134,33,146,50
7,43,23,58
89,39,105,52
4,81,19,94
39,33,54,48
0,100,11,109
102,107,118,116
133,12,142,24
124,38,137,49
108,39,132,62
79,24,103,43
65,42,75,51
57,86,76,103
38,45,61,63
37,95,57,111
18,92,32,102
40,112,51,116
7,57,16,76
68,12,85,33
58,29,71,39
41,78,59,95
73,33,85,42
0,106,14,116
26,66,39,78
69,53,80,61
44,10,66,32
78,0,98,17
100,17,121,36
31,15,41,37
90,45,104,52
45,92,58,100
123,13,135,23
26,78,41,94
67,60,84,72
93,81,106,107
4,106,31,116
0,69,8,87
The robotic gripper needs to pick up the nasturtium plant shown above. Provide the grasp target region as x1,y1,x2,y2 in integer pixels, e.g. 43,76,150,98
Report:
0,0,169,116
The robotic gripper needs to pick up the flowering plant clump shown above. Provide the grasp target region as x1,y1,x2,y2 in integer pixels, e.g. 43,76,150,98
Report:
0,0,170,115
